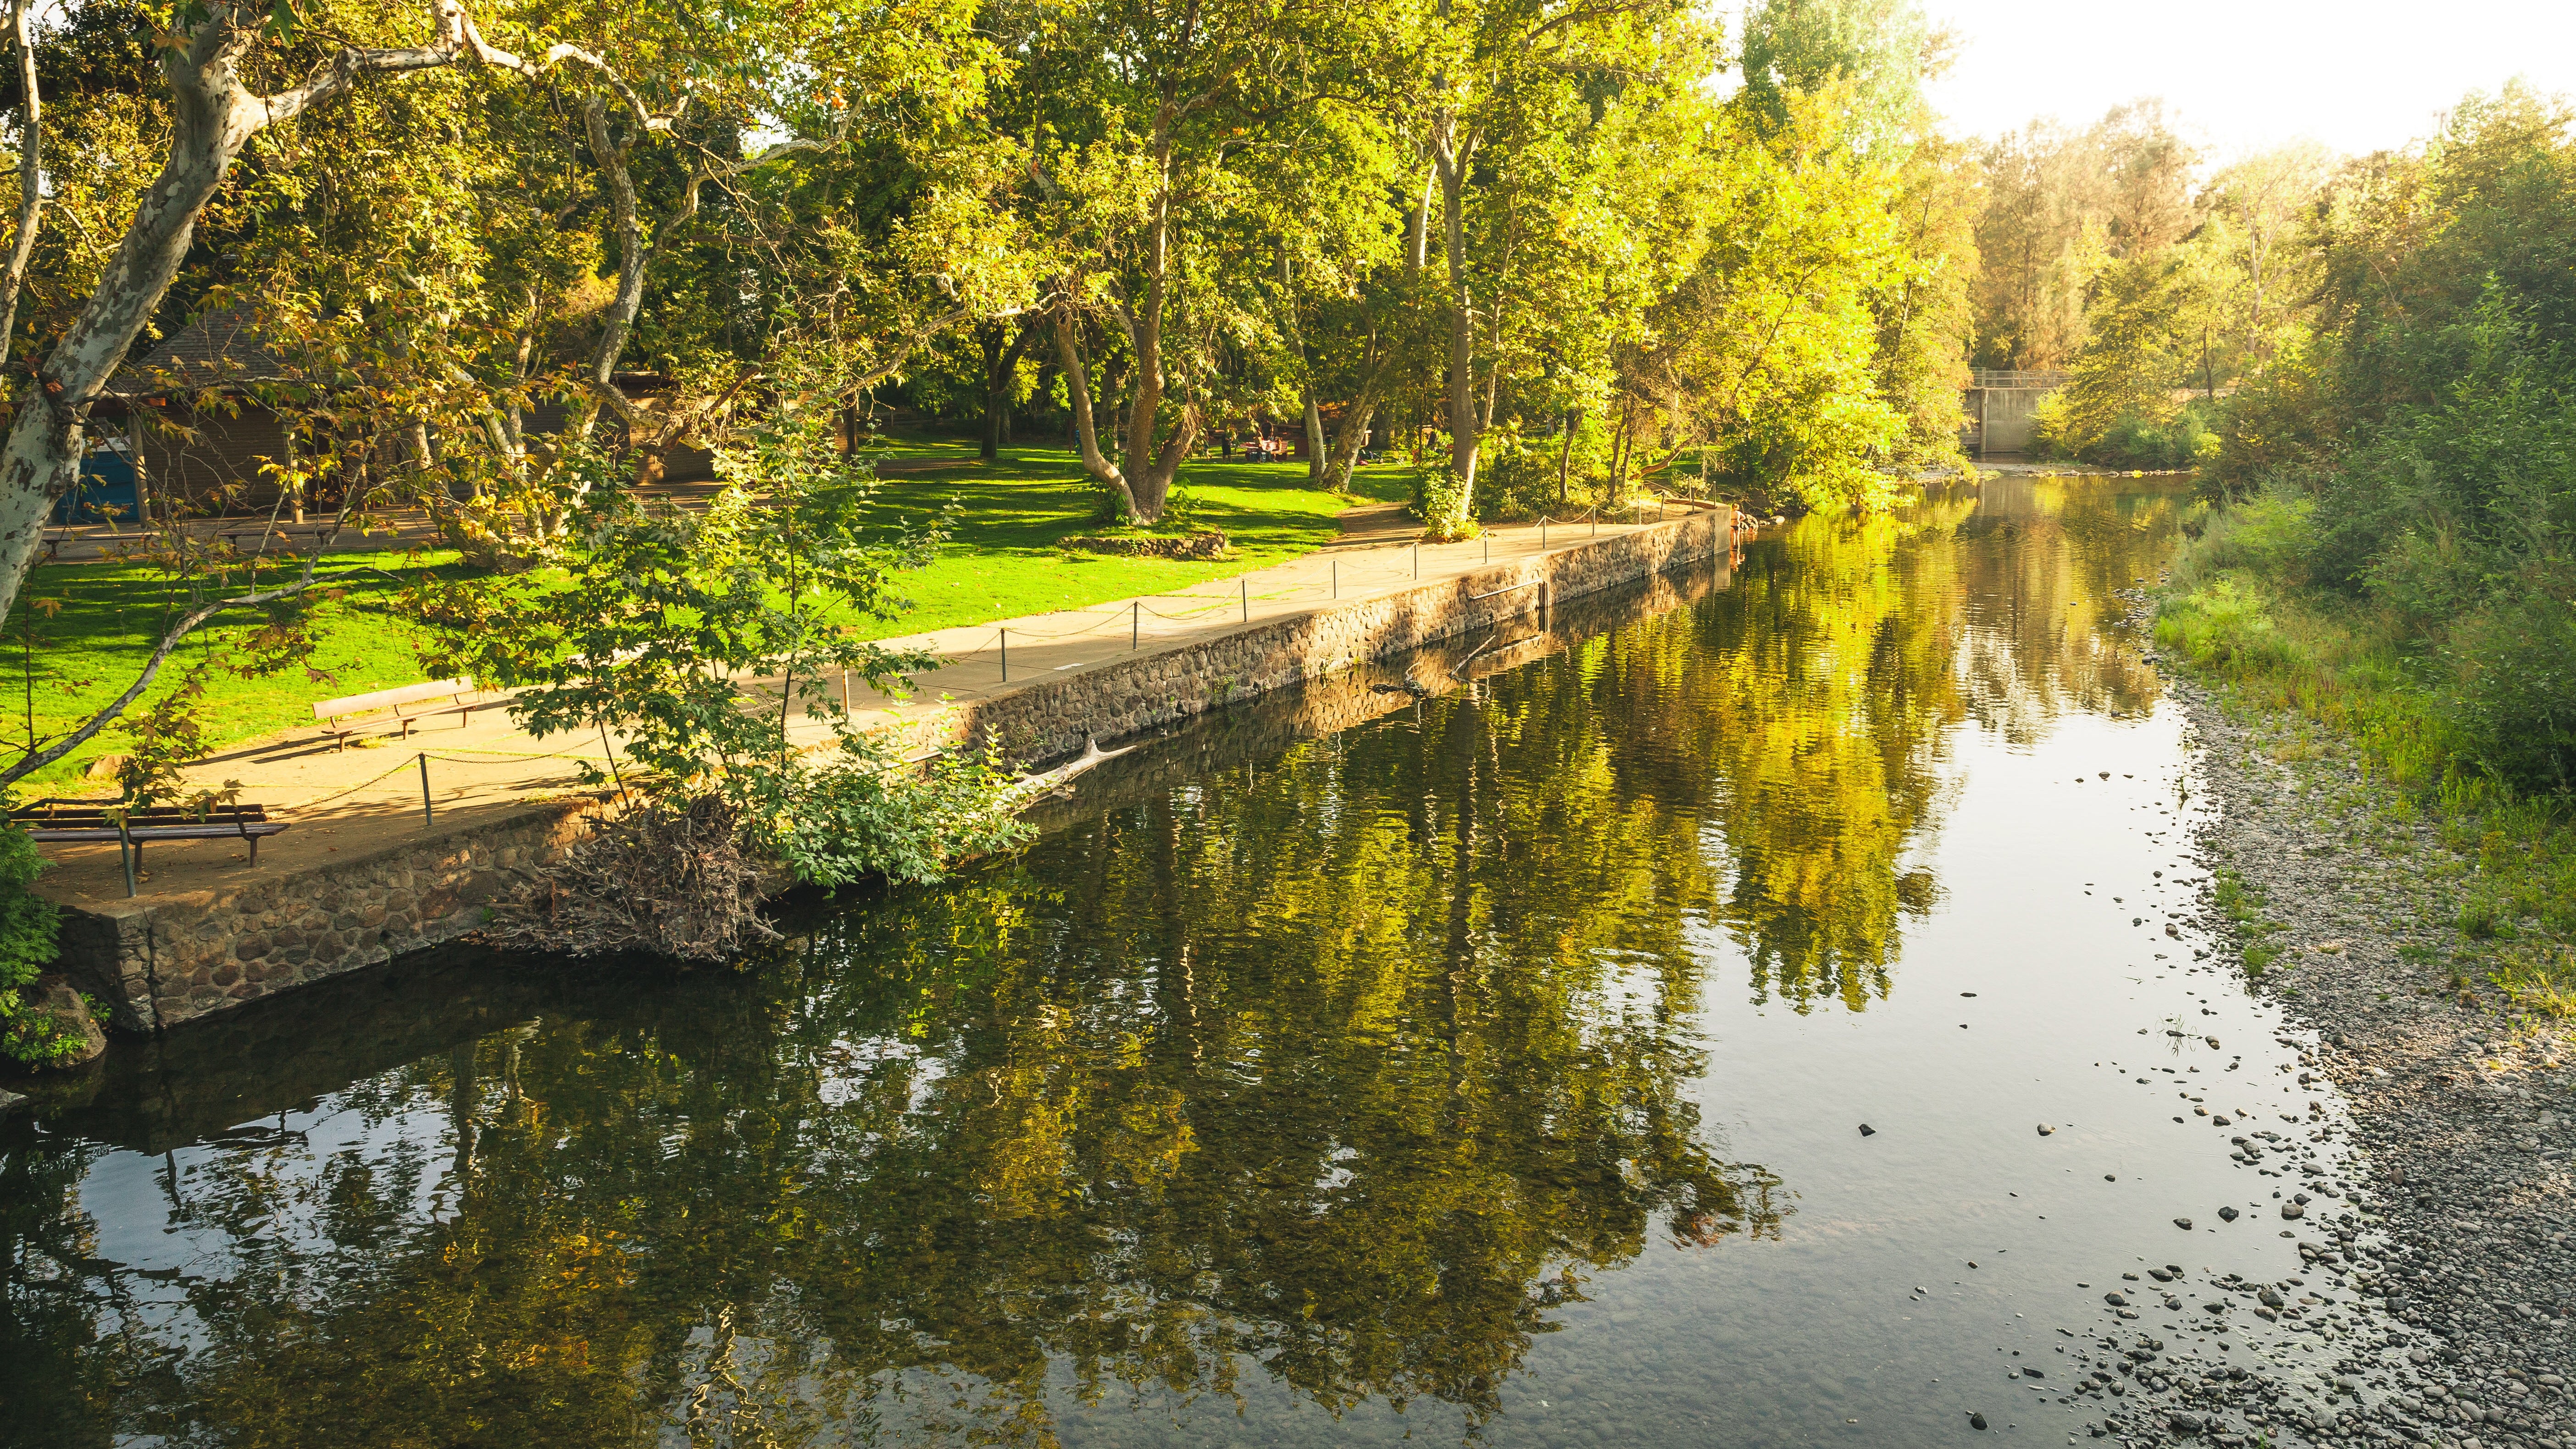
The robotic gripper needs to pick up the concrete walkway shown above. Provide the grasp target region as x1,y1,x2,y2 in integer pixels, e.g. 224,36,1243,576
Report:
28,500,1717,908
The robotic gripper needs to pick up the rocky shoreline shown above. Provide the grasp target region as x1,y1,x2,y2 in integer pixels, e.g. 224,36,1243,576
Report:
2069,593,2575,1449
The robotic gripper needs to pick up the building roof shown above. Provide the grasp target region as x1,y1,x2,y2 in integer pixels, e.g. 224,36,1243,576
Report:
117,305,298,393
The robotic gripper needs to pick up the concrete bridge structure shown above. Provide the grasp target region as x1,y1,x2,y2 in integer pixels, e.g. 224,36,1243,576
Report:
1961,369,2066,457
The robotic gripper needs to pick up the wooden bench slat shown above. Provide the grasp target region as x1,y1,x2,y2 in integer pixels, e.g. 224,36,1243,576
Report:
26,823,289,841
13,799,292,870
310,678,483,749
11,799,272,825
312,678,475,719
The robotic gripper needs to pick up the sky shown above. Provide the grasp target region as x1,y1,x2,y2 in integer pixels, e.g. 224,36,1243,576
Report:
1915,0,2576,161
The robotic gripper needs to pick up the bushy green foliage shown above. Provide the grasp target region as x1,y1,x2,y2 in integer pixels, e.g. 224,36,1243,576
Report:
2177,90,2576,799
1406,434,1479,539
0,821,71,1067
1466,421,1615,522
408,413,1034,888
2209,340,2332,497
2443,592,2576,794
2045,256,2185,445
2089,405,2218,470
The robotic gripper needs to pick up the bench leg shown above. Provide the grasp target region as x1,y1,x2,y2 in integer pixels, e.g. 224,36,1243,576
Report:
249,834,259,866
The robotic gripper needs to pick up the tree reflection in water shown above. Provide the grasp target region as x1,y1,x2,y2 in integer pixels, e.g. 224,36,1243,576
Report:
0,477,2189,1447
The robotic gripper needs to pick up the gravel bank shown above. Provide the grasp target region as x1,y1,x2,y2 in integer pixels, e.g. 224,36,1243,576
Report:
2065,592,2576,1449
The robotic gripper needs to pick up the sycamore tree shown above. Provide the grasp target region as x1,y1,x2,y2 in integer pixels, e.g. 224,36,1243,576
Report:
1005,0,1415,525
1411,0,1709,534
0,0,1005,787
0,1,535,638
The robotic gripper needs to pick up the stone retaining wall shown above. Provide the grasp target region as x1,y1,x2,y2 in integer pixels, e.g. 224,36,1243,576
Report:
48,507,1730,1033
920,505,1734,766
56,801,594,1032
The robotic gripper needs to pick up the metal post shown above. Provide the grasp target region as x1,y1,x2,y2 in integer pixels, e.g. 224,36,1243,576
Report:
1332,559,1338,598
118,824,136,898
1240,578,1249,622
418,752,434,827
1412,542,1419,578
1483,535,1489,564
999,628,1008,682
840,668,852,715
1132,601,1140,650
1541,519,1548,550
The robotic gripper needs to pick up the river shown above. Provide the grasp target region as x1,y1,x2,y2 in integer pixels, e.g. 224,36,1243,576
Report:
0,477,2387,1446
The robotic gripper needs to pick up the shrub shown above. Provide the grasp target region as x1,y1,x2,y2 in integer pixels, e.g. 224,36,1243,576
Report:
0,820,72,1067
2442,588,2576,794
2154,578,2302,679
2209,339,2332,498
2164,486,2318,591
1474,442,1565,522
1407,433,1478,539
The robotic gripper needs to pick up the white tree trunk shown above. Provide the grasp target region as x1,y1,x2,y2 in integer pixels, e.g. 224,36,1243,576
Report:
1433,121,1480,526
0,1,494,632
0,0,43,355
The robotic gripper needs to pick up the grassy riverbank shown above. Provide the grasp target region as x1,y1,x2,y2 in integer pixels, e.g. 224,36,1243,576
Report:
6,443,1408,792
2154,501,2576,1017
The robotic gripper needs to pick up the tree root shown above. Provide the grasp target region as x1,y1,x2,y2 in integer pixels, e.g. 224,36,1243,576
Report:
486,794,778,961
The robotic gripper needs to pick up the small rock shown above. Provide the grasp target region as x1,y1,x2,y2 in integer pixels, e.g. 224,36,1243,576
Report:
2037,1124,2055,1135
2218,1206,2238,1221
1858,1124,1876,1137
22,975,107,1068
2169,1410,2205,1433
1969,1412,1989,1431
2282,1203,2305,1220
2174,1218,2194,1231
2104,1292,2128,1306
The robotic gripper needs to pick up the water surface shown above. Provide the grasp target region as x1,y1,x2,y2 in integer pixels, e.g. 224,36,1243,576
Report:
1,478,2377,1446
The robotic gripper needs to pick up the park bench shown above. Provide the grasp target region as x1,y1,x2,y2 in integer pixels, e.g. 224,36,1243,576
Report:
217,523,338,551
312,678,484,750
12,799,290,870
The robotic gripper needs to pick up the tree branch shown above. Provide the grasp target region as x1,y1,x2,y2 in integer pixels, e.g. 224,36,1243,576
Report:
0,0,39,355
0,490,366,789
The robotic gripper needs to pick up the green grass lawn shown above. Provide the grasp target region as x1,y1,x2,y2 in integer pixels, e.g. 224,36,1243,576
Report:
4,549,483,794
845,444,1408,639
6,439,1412,791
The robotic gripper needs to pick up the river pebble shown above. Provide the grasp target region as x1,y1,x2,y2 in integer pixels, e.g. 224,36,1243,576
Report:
2074,592,2576,1449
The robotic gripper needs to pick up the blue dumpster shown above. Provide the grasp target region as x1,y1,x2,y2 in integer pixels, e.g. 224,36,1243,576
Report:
50,443,140,525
